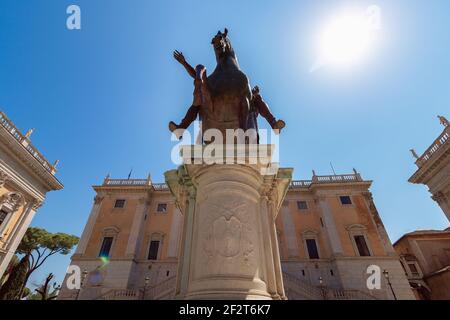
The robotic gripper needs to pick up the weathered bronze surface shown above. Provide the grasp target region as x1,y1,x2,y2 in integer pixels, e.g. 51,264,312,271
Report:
169,29,285,142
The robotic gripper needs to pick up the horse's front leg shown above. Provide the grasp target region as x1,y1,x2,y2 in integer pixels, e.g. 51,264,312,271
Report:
239,96,250,131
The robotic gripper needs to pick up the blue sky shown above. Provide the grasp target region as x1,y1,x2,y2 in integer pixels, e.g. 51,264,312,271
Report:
1,0,449,289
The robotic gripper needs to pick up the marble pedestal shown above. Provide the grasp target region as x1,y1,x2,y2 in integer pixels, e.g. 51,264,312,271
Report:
165,145,292,300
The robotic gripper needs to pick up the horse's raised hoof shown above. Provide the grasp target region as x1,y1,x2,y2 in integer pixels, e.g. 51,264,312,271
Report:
169,121,185,140
169,121,179,132
273,120,285,133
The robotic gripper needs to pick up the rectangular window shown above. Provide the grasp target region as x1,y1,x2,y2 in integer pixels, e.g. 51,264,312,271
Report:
148,240,160,260
339,196,352,205
114,199,126,208
0,210,8,227
354,235,371,256
297,201,308,210
306,239,320,259
99,237,113,258
157,203,167,213
408,263,419,276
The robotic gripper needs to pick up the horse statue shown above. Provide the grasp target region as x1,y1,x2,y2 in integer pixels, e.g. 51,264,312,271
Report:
169,28,285,143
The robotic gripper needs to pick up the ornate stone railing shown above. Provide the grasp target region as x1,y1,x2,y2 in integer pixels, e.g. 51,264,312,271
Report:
289,173,363,189
283,271,377,300
152,183,169,191
283,272,323,299
416,126,449,167
96,276,177,300
144,275,176,300
290,180,312,188
314,173,362,183
104,178,151,186
0,111,57,175
97,288,142,300
102,178,170,191
102,174,364,191
328,289,377,300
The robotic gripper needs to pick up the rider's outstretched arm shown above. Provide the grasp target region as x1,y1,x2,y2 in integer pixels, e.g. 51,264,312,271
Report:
173,50,196,79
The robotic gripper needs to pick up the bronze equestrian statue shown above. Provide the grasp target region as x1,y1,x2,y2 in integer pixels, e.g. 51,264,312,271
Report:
169,29,285,143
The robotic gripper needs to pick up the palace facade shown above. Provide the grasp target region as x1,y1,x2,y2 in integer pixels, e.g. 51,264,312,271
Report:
59,171,414,300
394,228,450,300
409,116,450,222
0,111,63,280
393,115,450,300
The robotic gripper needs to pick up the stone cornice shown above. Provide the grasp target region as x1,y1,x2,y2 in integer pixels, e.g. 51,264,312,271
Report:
0,123,63,191
409,127,450,184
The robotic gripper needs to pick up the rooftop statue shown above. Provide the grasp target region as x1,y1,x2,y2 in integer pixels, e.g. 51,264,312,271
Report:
169,29,285,143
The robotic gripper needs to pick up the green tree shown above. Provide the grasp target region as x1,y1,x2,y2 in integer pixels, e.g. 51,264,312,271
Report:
0,254,29,300
7,227,78,299
0,255,19,286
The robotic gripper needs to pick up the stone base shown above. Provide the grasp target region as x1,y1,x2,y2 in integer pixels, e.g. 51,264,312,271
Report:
165,144,292,300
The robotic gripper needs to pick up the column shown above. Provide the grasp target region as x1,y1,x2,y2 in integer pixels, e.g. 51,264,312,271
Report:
363,192,397,256
280,202,299,257
0,200,38,278
125,198,149,258
432,192,450,222
75,196,103,256
165,144,292,300
167,207,183,258
317,196,344,256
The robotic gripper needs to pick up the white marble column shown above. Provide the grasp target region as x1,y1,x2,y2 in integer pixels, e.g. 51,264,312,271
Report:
317,196,344,256
165,144,292,300
75,196,103,255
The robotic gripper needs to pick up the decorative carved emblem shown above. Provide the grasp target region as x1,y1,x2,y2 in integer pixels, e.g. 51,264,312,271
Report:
212,216,241,258
202,200,254,267
1,192,24,211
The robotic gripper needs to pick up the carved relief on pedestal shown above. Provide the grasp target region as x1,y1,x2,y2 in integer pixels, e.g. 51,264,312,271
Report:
197,193,256,278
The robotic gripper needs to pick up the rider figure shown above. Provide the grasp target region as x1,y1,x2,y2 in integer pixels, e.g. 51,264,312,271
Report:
168,51,285,137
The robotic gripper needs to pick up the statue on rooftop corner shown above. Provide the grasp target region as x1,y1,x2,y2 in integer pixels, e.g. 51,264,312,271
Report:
168,28,285,143
438,115,449,127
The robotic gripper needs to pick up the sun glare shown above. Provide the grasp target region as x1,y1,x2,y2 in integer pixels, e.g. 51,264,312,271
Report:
311,8,379,72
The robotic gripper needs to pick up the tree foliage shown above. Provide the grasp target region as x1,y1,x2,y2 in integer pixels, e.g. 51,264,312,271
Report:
0,227,79,300
0,255,19,286
0,254,29,300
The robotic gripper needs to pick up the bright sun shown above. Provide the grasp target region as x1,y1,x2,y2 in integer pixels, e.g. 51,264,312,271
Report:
312,9,379,72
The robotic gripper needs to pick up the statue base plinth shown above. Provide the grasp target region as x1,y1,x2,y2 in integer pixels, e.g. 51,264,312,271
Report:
165,144,292,300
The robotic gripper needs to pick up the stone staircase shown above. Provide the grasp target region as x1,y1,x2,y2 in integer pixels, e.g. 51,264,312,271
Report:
283,271,377,300
96,276,176,300
96,272,376,300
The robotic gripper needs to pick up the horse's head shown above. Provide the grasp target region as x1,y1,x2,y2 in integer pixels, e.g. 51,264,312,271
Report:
211,28,235,62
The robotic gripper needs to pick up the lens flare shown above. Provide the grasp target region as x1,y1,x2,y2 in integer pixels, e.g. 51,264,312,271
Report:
311,8,380,72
